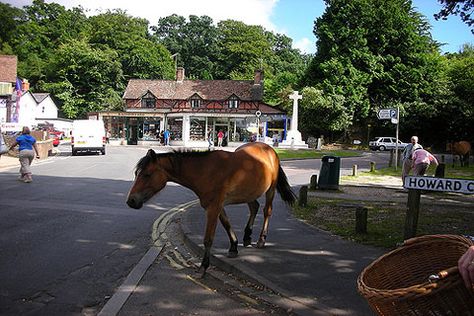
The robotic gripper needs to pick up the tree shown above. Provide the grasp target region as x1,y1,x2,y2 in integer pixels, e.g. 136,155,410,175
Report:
87,10,175,81
216,20,273,79
299,87,348,137
435,0,474,33
303,0,442,139
41,40,124,118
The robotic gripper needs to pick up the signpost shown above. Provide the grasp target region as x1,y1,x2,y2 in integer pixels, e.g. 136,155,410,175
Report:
377,107,400,170
403,176,474,239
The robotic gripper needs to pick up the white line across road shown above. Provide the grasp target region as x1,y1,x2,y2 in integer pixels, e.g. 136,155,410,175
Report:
97,199,199,316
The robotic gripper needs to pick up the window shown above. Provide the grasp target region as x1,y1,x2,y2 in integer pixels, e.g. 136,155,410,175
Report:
191,99,201,108
228,95,240,109
141,91,156,108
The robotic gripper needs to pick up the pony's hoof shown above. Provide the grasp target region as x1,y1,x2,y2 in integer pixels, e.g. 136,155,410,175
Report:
243,239,252,247
256,239,266,248
227,251,238,258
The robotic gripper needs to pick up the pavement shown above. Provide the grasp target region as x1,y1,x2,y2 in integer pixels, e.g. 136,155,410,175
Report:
4,148,472,315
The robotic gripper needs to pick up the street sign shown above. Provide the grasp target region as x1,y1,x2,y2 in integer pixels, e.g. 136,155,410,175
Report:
377,108,397,120
404,176,474,194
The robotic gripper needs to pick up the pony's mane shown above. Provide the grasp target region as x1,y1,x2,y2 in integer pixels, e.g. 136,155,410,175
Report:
135,149,213,176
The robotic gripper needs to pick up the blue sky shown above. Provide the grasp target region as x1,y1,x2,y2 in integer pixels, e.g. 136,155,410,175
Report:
273,0,473,54
5,0,473,54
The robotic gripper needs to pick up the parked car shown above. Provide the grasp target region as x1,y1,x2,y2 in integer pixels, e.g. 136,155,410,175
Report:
49,130,65,139
369,137,408,151
49,133,60,147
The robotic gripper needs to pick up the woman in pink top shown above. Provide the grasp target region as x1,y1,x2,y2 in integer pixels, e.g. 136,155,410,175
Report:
411,148,438,176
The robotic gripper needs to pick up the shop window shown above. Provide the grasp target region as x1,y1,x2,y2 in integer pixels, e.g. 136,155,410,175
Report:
167,117,183,141
190,117,206,141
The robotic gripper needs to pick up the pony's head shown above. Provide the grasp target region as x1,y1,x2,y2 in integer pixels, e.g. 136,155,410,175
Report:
127,149,169,209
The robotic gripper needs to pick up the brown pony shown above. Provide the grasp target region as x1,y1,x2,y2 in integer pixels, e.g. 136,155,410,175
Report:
126,142,296,274
447,141,471,167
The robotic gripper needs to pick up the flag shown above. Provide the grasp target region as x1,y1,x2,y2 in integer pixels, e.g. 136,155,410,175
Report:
12,77,22,123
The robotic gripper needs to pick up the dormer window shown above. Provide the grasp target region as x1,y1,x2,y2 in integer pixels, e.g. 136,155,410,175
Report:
141,91,156,108
228,95,240,109
190,94,202,108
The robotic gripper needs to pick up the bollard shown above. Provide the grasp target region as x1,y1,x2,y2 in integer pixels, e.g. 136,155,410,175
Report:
298,185,308,207
441,155,445,163
352,164,358,176
310,174,318,190
370,161,376,172
356,207,368,233
389,150,394,167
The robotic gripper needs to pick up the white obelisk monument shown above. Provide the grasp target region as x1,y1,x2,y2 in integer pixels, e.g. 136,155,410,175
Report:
279,91,308,148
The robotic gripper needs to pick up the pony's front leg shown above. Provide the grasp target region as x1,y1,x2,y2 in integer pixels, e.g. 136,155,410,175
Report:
219,209,238,257
243,200,259,247
198,206,220,276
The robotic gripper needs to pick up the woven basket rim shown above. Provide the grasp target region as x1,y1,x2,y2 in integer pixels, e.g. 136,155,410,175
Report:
358,234,474,299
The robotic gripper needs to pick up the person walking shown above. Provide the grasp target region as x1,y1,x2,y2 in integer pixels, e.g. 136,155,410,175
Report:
163,129,170,146
217,130,224,147
9,126,40,183
401,136,422,182
412,147,438,176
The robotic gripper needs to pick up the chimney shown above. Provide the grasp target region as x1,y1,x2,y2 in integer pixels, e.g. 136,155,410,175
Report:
176,67,185,82
254,70,263,85
22,79,30,92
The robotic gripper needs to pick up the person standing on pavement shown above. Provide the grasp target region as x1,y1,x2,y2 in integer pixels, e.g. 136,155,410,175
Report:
9,126,40,183
217,130,224,147
207,129,214,149
401,136,422,182
163,129,170,146
412,147,438,176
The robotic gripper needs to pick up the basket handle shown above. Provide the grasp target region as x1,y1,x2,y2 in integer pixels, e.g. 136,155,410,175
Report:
428,266,458,283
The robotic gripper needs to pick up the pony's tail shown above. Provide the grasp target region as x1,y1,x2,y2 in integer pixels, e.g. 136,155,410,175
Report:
276,165,297,206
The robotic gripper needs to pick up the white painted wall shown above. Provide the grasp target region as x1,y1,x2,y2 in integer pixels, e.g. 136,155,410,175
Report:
35,95,58,119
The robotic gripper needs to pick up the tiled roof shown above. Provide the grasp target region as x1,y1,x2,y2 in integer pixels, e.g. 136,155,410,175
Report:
123,79,263,101
32,93,50,103
0,55,17,83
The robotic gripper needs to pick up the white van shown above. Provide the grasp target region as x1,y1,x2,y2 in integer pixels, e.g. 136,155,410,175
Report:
71,120,106,155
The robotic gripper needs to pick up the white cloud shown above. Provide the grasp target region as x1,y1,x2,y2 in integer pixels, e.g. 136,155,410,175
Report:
6,0,278,30
293,37,315,54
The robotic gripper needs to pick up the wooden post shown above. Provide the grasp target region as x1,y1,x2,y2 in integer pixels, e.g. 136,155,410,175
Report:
370,161,376,172
404,189,421,240
435,163,445,178
441,155,445,163
356,207,368,233
310,175,318,190
352,165,358,177
298,185,308,207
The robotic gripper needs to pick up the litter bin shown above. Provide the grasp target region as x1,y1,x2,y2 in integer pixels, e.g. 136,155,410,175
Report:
318,155,341,190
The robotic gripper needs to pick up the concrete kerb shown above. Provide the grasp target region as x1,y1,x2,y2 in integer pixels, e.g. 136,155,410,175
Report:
179,212,332,316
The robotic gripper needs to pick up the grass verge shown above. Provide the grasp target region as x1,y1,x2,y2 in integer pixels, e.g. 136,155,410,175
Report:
293,197,473,249
275,148,360,160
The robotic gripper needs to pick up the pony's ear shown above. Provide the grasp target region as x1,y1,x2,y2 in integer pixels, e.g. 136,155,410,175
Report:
147,149,157,159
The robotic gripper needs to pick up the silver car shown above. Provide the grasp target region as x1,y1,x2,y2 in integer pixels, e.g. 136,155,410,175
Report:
369,137,408,151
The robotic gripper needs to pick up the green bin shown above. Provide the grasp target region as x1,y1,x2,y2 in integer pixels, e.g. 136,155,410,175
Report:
318,155,341,190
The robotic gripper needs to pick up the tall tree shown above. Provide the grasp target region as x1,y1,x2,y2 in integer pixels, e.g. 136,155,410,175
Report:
303,0,441,139
87,10,174,81
216,20,273,79
41,39,124,118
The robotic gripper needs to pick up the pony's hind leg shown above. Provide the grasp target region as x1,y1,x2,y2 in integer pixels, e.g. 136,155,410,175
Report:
243,200,259,247
257,189,275,248
219,209,238,257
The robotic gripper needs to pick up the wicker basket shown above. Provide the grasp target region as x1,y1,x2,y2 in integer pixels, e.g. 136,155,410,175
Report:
358,234,474,316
